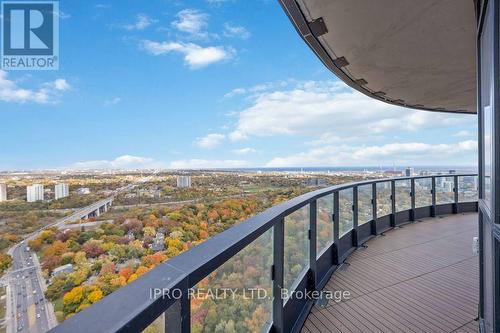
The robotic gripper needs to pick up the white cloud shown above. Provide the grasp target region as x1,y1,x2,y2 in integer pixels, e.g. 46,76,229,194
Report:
51,79,71,91
195,133,226,149
124,14,157,30
266,140,478,167
223,88,246,98
232,147,257,155
0,71,70,104
170,159,247,169
141,40,233,69
454,130,474,138
223,23,251,39
172,9,209,39
71,155,163,170
104,97,122,106
228,81,473,141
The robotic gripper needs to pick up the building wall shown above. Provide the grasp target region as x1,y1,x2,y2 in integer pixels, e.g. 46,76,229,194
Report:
0,184,6,202
27,184,44,202
55,183,69,200
177,176,192,188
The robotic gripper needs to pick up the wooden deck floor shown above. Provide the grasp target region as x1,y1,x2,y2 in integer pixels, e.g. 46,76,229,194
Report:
302,213,479,333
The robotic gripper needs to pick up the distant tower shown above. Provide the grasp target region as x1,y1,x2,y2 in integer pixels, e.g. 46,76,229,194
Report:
0,184,6,202
176,176,192,188
55,183,69,200
27,184,44,202
405,167,414,177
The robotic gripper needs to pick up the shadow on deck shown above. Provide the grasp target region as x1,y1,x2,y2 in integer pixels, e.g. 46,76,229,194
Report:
303,213,479,333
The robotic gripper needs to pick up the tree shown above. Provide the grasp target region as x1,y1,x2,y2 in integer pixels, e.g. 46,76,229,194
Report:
63,286,84,314
74,251,87,265
87,289,103,304
82,241,104,258
118,267,133,281
0,252,12,274
43,240,68,257
28,238,42,251
39,229,56,243
143,226,156,238
99,262,116,276
42,255,61,273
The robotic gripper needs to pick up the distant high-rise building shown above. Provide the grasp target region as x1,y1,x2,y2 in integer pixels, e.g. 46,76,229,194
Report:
449,169,457,174
55,183,69,200
177,176,192,188
0,184,6,202
405,167,414,177
27,184,44,202
443,181,454,193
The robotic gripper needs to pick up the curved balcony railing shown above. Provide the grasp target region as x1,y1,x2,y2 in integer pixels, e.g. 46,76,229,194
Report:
49,174,478,333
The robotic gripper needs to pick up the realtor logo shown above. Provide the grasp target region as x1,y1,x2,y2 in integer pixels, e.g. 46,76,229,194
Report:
1,1,59,70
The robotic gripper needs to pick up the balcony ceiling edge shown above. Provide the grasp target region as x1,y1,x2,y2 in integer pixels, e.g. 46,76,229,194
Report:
278,0,477,114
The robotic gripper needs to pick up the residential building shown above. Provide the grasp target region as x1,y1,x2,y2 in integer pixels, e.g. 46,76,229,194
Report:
51,264,74,277
27,184,44,202
151,232,165,252
176,176,192,188
55,183,69,200
77,187,91,195
0,184,6,202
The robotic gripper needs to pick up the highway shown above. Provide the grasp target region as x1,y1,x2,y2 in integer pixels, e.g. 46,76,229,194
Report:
6,244,55,333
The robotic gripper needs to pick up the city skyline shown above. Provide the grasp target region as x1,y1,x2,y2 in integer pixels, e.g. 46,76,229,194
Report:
1,0,478,170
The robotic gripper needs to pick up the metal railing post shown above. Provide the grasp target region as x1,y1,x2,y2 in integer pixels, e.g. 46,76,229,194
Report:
164,300,181,333
453,175,459,214
431,177,437,217
165,281,190,333
272,218,285,333
410,178,416,221
352,186,359,246
333,192,340,265
309,201,317,291
390,180,396,227
372,183,377,235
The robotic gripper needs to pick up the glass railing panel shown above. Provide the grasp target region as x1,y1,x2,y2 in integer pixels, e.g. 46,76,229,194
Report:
142,312,165,333
436,176,454,204
415,178,432,208
395,179,411,212
316,194,334,257
458,176,479,202
284,205,309,296
358,185,373,225
339,189,353,237
376,182,392,217
190,228,273,332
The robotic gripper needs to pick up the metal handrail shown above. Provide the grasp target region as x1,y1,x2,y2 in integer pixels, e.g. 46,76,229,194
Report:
49,174,478,333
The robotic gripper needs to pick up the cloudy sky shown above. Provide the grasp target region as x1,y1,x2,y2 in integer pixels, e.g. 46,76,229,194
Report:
0,0,478,170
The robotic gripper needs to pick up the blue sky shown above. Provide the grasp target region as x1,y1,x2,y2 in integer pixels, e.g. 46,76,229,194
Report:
0,0,478,170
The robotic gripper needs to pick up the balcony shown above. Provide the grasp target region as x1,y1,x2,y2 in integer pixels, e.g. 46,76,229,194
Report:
49,174,479,333
303,212,478,333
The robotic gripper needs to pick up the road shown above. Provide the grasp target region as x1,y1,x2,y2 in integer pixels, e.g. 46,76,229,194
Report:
5,244,55,333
